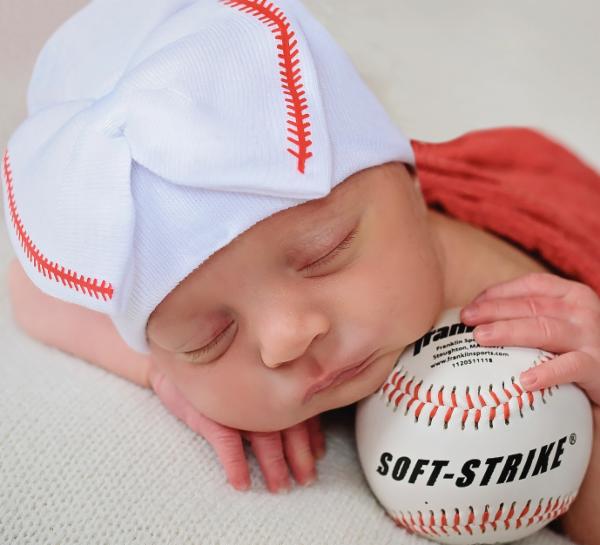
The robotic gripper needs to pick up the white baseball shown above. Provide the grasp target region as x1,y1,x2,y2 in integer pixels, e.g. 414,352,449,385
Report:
355,306,593,545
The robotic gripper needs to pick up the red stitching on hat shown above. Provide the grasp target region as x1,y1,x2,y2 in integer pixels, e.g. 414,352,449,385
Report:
2,148,114,301
221,0,313,173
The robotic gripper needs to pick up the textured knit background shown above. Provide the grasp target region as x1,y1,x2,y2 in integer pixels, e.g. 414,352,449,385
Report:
1,1,599,544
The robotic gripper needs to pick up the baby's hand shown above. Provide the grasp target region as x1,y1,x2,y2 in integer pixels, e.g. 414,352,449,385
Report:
460,272,600,406
148,365,325,493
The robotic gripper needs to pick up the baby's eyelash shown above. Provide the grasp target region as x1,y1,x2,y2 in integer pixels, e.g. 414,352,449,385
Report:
302,226,359,272
183,322,234,362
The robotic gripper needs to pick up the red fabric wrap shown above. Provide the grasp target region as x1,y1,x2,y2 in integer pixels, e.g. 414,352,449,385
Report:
411,127,600,294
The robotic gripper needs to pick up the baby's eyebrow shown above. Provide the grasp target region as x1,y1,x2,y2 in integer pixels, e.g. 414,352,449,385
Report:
283,215,348,264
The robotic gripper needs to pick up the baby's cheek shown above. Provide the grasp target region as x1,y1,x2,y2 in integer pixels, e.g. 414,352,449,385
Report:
163,366,267,430
370,238,444,347
381,269,444,352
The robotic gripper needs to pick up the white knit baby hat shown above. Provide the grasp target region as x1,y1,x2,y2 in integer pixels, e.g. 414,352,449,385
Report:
2,0,415,354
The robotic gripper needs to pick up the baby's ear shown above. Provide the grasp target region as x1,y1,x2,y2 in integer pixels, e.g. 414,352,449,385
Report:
401,164,427,217
403,161,417,179
405,164,423,194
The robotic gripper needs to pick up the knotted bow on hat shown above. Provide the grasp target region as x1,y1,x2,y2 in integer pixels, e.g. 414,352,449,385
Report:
1,0,414,354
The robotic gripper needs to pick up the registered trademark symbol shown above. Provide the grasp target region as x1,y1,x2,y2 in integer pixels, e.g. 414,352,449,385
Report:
569,433,577,445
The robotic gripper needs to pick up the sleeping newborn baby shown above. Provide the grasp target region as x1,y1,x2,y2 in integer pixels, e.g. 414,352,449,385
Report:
4,1,599,542
7,159,553,469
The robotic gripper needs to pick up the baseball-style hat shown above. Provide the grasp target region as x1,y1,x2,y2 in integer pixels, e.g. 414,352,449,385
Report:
2,0,414,354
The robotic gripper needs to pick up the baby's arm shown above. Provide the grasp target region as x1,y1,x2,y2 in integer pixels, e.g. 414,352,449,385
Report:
7,258,151,389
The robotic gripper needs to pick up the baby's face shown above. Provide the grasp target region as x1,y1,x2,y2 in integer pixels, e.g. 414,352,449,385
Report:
145,161,446,432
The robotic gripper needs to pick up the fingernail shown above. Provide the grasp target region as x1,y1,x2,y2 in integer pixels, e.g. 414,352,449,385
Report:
234,480,250,491
520,370,538,389
303,471,317,487
476,325,493,340
462,307,478,320
276,481,291,494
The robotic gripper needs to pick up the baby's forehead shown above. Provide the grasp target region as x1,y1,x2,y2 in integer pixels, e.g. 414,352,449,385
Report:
244,166,391,263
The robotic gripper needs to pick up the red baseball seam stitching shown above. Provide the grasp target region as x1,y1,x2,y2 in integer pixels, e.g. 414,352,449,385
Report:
380,353,557,429
220,0,313,173
2,148,114,301
390,493,575,537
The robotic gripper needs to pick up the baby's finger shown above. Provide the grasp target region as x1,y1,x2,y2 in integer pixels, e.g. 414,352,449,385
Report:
206,426,252,492
462,295,573,326
306,414,326,459
520,350,600,398
281,422,317,486
246,431,292,493
472,315,582,354
471,272,576,305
